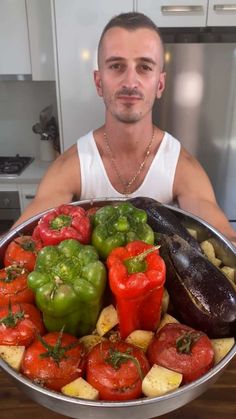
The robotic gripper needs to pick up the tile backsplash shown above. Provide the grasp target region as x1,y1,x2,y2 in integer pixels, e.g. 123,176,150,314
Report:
0,81,57,157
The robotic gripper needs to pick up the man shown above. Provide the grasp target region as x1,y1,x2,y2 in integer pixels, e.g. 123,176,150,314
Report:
12,12,236,243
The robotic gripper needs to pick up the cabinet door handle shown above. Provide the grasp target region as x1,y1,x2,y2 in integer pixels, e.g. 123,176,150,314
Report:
213,4,236,12
161,5,204,14
25,194,35,199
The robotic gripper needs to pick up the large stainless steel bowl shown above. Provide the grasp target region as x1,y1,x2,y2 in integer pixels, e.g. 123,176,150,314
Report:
0,198,235,419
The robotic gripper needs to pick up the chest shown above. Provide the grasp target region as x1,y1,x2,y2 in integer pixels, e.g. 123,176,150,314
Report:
103,152,154,195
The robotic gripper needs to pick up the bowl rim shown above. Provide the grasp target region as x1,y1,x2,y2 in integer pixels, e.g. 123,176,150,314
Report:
0,342,235,408
0,197,235,408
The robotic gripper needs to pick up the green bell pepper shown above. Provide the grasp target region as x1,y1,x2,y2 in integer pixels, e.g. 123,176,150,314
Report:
91,202,154,259
27,239,107,336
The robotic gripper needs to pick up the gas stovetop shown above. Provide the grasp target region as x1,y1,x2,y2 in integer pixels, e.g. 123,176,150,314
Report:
0,155,34,177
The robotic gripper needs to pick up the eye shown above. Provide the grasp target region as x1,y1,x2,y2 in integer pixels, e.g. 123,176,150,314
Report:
139,64,153,72
109,63,123,71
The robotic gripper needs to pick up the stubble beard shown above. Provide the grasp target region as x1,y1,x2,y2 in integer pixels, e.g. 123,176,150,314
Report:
113,109,143,124
104,96,154,124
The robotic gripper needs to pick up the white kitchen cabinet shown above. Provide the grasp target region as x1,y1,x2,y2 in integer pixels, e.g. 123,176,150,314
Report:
0,0,55,80
26,0,55,80
136,0,207,27
0,0,31,75
137,0,236,27
19,184,38,212
52,0,134,151
0,184,19,193
207,0,236,26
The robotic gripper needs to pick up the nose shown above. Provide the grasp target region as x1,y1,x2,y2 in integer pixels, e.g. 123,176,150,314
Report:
121,66,139,89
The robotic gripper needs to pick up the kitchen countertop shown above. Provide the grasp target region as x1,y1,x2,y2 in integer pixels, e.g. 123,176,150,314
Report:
0,159,52,185
0,356,235,419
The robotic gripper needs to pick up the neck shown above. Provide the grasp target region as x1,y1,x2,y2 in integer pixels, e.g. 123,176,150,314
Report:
104,117,155,152
103,127,155,195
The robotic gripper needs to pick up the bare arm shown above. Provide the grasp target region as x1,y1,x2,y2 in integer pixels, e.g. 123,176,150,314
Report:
12,145,81,228
173,148,236,245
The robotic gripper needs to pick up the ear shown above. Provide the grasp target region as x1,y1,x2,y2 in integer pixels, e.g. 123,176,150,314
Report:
94,70,103,97
156,72,166,99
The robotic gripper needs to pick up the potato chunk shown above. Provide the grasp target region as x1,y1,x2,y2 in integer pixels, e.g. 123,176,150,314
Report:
142,364,183,397
0,345,25,371
61,377,99,400
156,313,179,332
161,288,170,315
125,330,154,352
187,228,198,240
221,266,235,285
211,337,235,365
79,334,106,353
96,304,119,336
200,240,222,267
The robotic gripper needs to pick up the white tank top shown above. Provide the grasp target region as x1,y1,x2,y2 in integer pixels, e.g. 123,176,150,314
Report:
77,131,181,203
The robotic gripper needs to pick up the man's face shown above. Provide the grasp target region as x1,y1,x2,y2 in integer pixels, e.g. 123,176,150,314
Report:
94,27,166,124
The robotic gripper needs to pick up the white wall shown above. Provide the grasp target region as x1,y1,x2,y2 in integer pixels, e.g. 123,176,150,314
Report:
0,81,57,157
53,0,134,151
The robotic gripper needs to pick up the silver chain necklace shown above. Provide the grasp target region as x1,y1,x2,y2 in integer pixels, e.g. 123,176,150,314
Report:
103,129,154,195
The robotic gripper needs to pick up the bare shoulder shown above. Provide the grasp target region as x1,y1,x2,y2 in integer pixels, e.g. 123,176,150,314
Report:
176,147,200,171
172,147,236,241
36,144,81,201
173,146,215,200
52,144,78,167
42,145,79,180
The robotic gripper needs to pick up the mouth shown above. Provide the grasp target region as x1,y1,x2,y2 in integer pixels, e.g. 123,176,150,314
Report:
116,95,142,103
118,95,141,99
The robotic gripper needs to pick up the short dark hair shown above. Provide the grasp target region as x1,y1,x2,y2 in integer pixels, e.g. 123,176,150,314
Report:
97,12,164,68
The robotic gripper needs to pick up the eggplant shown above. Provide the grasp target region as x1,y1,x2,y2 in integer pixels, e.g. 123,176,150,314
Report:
160,233,236,338
129,196,236,337
129,196,201,251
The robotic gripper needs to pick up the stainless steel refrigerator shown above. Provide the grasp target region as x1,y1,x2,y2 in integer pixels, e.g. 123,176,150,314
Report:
153,42,236,228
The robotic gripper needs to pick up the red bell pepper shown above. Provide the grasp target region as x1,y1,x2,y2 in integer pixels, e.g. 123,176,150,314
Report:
107,240,166,339
32,204,91,246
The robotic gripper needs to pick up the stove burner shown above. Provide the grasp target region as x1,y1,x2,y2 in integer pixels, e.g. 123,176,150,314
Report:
0,156,34,176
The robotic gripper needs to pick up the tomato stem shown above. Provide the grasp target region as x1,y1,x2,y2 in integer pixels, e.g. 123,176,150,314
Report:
0,302,25,328
37,327,79,365
105,347,144,379
4,266,26,283
19,239,36,252
176,331,201,354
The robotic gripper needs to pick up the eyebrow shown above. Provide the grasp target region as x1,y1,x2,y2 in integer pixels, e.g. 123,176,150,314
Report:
104,56,157,66
139,57,157,66
104,56,125,64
